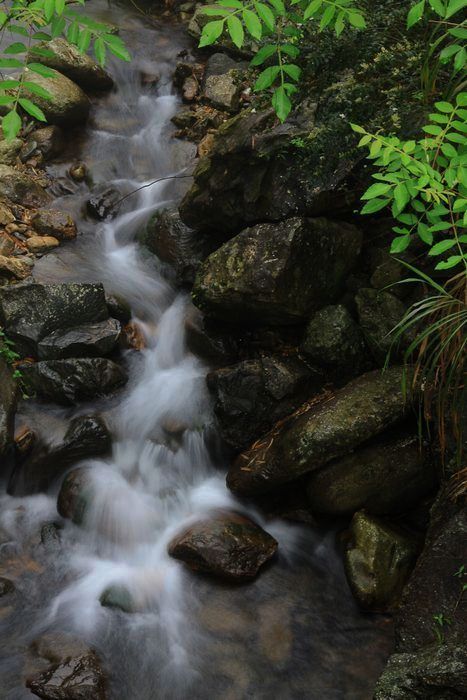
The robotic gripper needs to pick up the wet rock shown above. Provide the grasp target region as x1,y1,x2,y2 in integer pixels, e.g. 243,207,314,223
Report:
374,644,467,700
204,72,241,112
207,355,324,452
100,585,134,613
31,125,65,159
69,162,87,182
0,577,15,596
0,282,109,356
141,207,213,285
185,307,238,365
171,104,225,142
20,358,127,405
9,414,111,495
14,424,36,457
0,254,32,280
355,288,410,365
344,511,418,611
21,67,91,126
173,61,204,89
0,165,51,208
0,138,23,165
168,512,278,581
40,522,62,548
182,75,199,102
38,318,121,360
87,187,121,220
193,217,362,325
307,433,435,517
32,209,77,240
300,304,368,378
26,235,60,254
121,321,146,351
37,37,114,91
228,366,411,495
27,648,107,699
57,468,92,524
105,295,131,324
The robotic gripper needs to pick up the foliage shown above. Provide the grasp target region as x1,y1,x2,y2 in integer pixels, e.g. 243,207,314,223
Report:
0,0,130,140
198,0,366,121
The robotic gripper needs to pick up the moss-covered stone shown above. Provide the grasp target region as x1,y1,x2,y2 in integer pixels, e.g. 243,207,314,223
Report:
355,288,411,365
21,67,90,126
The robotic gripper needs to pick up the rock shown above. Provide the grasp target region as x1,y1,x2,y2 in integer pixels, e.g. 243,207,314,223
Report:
168,512,278,581
374,644,467,700
228,366,411,495
87,187,121,220
21,67,90,126
344,511,418,611
207,355,324,452
0,165,51,208
193,217,362,325
0,577,15,596
27,649,107,699
0,138,23,165
307,433,435,517
300,304,368,378
370,253,407,293
173,60,204,89
0,234,15,256
32,209,77,240
20,358,127,405
26,235,60,254
37,318,121,360
355,288,410,364
141,207,213,286
105,295,131,324
0,282,109,356
14,424,36,456
100,585,135,613
185,307,238,365
37,37,114,91
0,200,15,226
0,254,32,280
182,75,199,102
197,132,216,158
31,125,65,159
205,53,248,79
121,321,145,351
69,162,87,182
204,72,241,112
8,414,111,495
40,522,62,547
57,467,92,524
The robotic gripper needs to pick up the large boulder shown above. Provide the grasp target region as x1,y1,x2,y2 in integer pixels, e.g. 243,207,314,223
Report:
228,366,411,495
0,165,50,208
192,217,362,325
37,319,121,360
37,38,113,91
20,358,127,405
344,511,418,611
168,512,278,581
8,414,111,495
21,67,90,126
0,283,109,356
0,355,17,461
207,355,324,452
307,433,435,517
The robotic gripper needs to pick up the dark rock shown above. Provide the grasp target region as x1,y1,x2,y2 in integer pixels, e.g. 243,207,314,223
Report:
105,295,132,324
207,355,324,452
87,187,121,220
307,433,435,517
300,304,368,378
374,644,467,699
193,217,362,325
57,467,93,524
38,318,121,360
100,585,135,613
0,577,15,596
205,53,248,79
0,282,109,356
0,138,22,165
0,165,51,208
27,649,107,699
344,511,418,611
168,512,278,581
32,125,65,159
8,414,111,495
173,61,204,89
21,67,91,126
0,356,17,460
14,424,36,457
185,307,238,365
228,366,411,495
355,288,411,365
32,209,77,240
37,38,114,91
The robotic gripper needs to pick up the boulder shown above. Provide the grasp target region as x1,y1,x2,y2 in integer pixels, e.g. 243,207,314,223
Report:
37,37,114,91
21,67,90,126
0,356,18,460
300,304,368,378
307,433,435,517
37,318,121,360
27,649,107,699
0,282,109,356
0,165,51,208
228,366,411,495
0,254,32,280
207,355,324,452
355,288,410,364
32,209,77,240
57,467,92,524
185,307,238,366
168,512,278,581
26,235,60,254
344,511,418,611
20,358,127,405
0,138,22,165
192,217,362,325
374,644,467,700
8,414,111,495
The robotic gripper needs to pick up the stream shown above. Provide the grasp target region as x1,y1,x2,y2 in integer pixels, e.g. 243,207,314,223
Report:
0,2,393,697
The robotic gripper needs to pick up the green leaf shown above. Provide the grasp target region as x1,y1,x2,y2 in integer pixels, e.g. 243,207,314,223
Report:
0,58,23,69
361,198,391,215
361,182,392,199
282,63,301,81
78,29,92,53
254,65,281,90
394,183,410,213
423,124,443,135
0,79,21,89
105,35,131,61
0,97,14,107
251,44,277,66
445,0,466,18
304,0,322,21
335,11,345,36
428,0,446,15
94,37,106,67
272,85,291,122
268,0,286,16
18,98,47,122
435,100,454,113
199,19,225,47
319,5,335,29
2,109,22,141
55,0,65,14
407,1,426,28
243,9,262,39
391,235,411,253
4,42,27,55
441,143,458,157
348,12,366,28
201,7,227,15
280,44,300,58
23,82,53,100
27,63,57,78
454,47,466,71
226,15,244,48
428,239,457,255
435,255,463,269
44,0,55,22
255,2,275,30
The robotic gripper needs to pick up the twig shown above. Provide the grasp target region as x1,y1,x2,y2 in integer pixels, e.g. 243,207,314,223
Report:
110,173,194,211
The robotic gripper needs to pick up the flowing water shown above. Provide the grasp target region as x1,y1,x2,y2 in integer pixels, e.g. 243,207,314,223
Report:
0,3,393,697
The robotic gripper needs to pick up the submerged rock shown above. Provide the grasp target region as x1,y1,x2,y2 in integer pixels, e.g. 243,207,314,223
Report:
32,209,77,240
20,358,127,405
27,649,107,699
100,585,135,613
57,467,93,524
87,187,121,220
344,511,418,611
0,576,15,597
193,217,362,325
0,165,51,208
228,366,411,495
21,67,91,126
9,414,111,495
207,355,324,452
0,356,17,460
38,318,121,360
37,37,114,91
307,433,435,517
169,512,278,581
